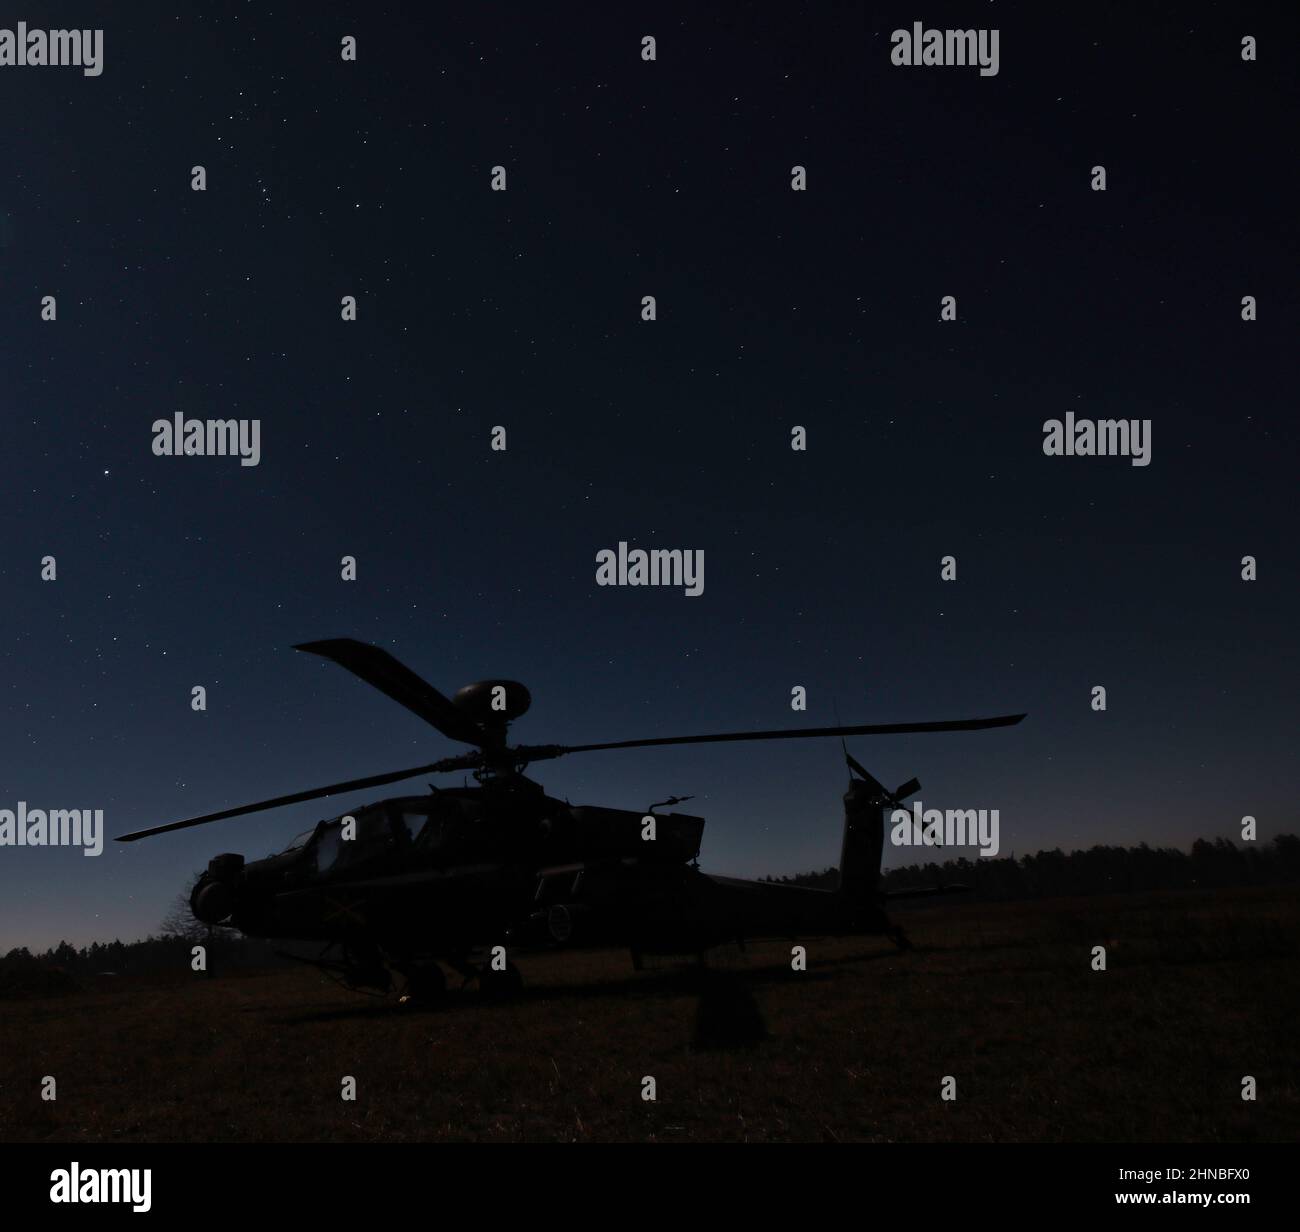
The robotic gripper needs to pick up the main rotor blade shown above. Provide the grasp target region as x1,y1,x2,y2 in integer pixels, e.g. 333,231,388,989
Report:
547,713,1026,758
114,759,465,842
294,638,486,747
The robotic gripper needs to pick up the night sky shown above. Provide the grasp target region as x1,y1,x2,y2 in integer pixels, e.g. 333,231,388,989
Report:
1,1,1295,952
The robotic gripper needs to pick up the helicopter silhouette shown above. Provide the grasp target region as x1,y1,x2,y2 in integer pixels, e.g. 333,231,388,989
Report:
117,639,1025,1003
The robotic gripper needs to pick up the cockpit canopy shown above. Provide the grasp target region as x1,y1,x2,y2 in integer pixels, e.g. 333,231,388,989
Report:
279,793,487,877
280,828,316,854
269,790,704,880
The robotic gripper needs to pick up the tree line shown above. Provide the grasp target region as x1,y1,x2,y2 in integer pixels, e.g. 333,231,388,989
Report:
764,834,1300,898
1,930,286,979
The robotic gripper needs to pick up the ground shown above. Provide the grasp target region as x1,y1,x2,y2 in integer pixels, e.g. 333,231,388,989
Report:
2,887,1297,1142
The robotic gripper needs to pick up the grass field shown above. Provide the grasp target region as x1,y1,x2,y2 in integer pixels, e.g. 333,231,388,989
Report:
2,886,1298,1142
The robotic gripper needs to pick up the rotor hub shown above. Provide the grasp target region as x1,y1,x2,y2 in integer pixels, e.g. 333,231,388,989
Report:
452,680,531,725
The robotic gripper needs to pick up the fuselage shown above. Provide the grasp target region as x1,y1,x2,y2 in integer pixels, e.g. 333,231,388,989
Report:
190,779,886,963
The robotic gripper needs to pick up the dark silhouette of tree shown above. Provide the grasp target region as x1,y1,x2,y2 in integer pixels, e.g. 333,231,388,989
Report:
160,893,209,944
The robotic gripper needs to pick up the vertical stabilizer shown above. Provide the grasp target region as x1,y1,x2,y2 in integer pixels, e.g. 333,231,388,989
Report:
838,751,919,902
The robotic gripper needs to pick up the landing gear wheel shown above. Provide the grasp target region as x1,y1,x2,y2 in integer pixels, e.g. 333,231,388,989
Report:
397,963,447,1007
478,961,524,1001
888,925,913,952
